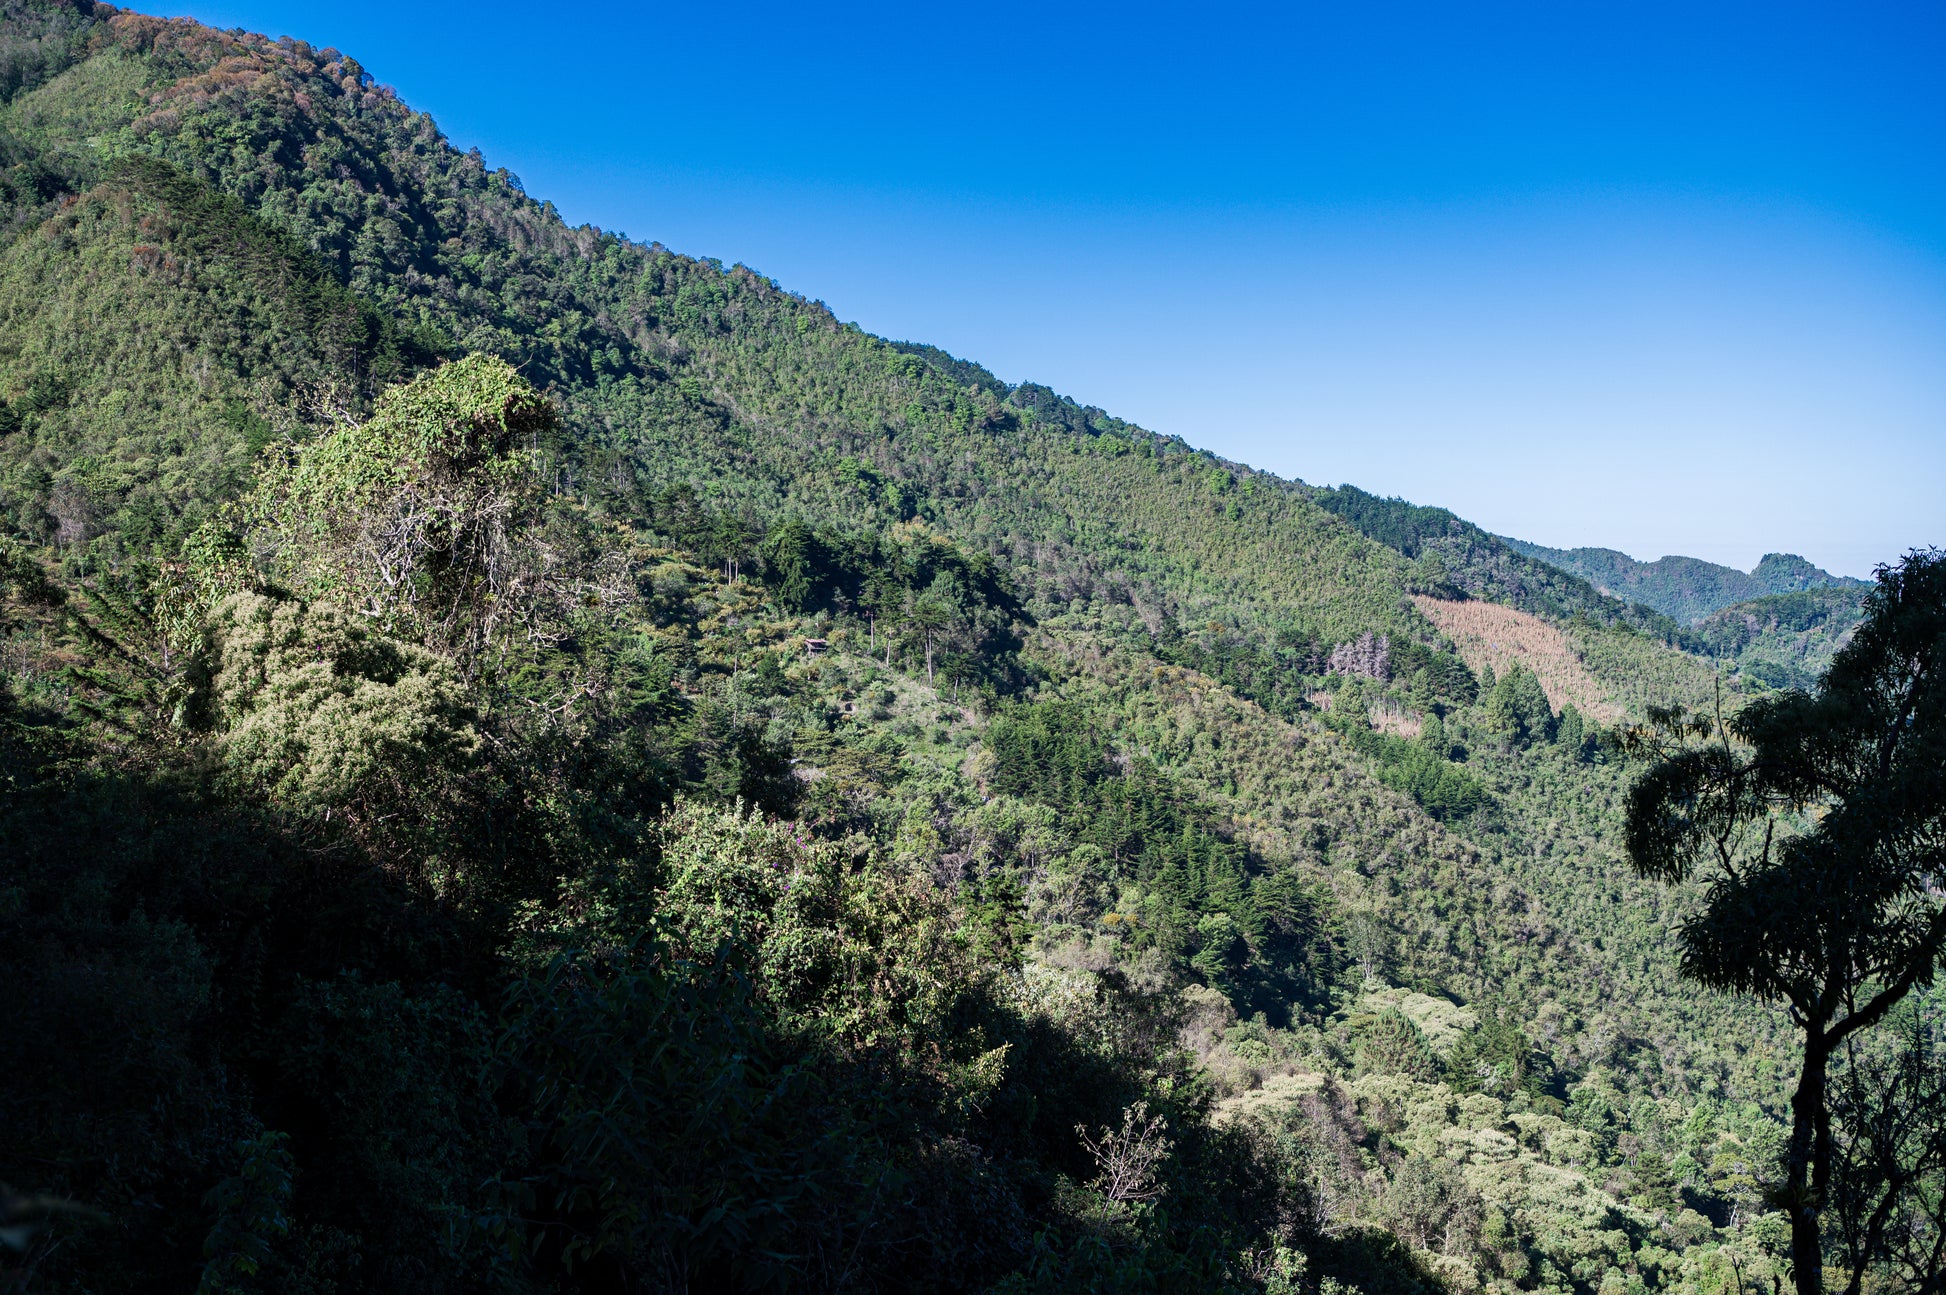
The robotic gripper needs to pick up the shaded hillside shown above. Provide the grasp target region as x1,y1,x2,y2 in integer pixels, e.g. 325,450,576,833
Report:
1502,538,1865,624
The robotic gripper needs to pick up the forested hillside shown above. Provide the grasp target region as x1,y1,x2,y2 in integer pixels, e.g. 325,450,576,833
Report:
1309,486,1682,640
1684,586,1869,691
2,5,1925,1294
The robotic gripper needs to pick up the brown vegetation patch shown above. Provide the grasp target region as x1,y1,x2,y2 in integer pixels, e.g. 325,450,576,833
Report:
1411,595,1621,723
1369,708,1422,739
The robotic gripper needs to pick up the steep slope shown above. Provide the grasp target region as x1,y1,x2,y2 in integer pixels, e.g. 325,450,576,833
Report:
1502,538,1865,624
0,0,1762,1052
0,5,1752,717
1047,638,1787,1089
0,7,1436,652
0,153,439,549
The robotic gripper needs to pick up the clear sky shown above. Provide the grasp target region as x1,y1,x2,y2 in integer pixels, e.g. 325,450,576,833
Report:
163,1,1946,577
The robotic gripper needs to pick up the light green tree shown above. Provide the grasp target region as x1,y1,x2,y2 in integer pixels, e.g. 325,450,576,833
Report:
206,591,479,821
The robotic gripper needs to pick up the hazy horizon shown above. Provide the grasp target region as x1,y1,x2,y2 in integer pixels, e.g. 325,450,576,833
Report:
162,1,1946,578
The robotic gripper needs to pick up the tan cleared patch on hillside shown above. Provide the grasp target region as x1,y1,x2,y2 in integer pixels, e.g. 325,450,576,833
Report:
1304,692,1421,736
1411,595,1622,723
1370,705,1421,738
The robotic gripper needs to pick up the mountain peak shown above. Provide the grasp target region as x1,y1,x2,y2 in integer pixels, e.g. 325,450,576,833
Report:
1502,538,1863,623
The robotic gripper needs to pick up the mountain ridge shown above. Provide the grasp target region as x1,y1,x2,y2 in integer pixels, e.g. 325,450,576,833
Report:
1501,537,1866,624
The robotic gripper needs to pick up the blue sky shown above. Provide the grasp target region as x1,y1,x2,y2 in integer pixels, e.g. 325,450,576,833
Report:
166,1,1945,577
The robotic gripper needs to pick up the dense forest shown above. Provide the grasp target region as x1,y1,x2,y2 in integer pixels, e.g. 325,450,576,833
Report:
1,5,1940,1294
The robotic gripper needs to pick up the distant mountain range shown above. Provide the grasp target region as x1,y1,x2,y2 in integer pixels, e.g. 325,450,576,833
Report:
1309,487,1869,686
1499,539,1867,624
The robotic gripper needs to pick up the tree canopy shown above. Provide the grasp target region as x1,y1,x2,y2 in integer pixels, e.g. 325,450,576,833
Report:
1626,549,1946,1294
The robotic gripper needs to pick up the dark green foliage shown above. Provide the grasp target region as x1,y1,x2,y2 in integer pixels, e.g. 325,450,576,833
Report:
1482,661,1555,745
1150,620,1326,721
1318,696,1492,822
1354,1009,1442,1081
1344,722,1490,823
1444,1010,1560,1109
102,154,449,389
1825,990,1946,1292
1625,549,1946,1294
0,707,503,1291
1308,485,1458,559
988,700,1343,1023
755,516,1033,686
1555,702,1584,754
642,495,1033,690
1629,1151,1679,1212
1691,585,1869,690
1386,635,1478,708
0,1,95,106
197,1131,295,1295
493,935,819,1289
987,698,1111,805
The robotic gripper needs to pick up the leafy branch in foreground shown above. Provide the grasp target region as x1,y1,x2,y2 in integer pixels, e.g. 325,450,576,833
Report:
1624,548,1946,1295
1827,993,1946,1294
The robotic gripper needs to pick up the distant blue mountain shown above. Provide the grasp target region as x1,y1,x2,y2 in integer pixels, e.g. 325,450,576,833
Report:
1499,541,1866,625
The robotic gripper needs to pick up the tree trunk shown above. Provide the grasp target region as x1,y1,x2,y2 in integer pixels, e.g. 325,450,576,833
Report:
1788,1028,1832,1295
925,631,934,683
